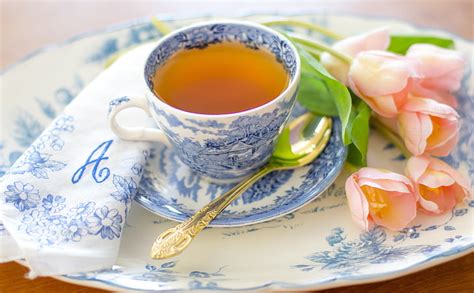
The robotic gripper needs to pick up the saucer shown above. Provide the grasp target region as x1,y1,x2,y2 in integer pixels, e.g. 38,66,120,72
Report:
134,105,346,227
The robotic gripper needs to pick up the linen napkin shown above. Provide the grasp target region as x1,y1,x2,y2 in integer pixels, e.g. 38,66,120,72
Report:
0,43,157,277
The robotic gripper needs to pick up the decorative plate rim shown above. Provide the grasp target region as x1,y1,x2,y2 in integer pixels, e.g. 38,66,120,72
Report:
17,245,474,292
3,10,473,292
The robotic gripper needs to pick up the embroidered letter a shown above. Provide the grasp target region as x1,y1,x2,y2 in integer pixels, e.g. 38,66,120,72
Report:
72,140,113,184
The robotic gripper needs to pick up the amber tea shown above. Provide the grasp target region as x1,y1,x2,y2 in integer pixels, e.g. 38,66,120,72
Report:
152,42,289,115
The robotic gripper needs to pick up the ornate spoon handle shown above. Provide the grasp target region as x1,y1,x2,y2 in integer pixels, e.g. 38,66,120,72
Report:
150,166,273,259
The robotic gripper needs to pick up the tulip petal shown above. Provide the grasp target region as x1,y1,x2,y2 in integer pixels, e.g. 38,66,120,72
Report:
398,112,432,156
320,55,350,85
417,184,457,215
364,95,399,118
405,155,431,183
417,193,442,214
370,191,417,231
359,178,411,193
335,27,390,56
400,97,460,156
345,175,371,231
428,156,471,193
348,51,420,118
426,118,459,149
426,127,459,157
412,82,458,108
418,169,456,188
321,27,390,85
407,44,465,92
407,155,471,215
346,168,418,231
349,51,414,97
357,167,413,185
449,183,470,203
402,97,459,119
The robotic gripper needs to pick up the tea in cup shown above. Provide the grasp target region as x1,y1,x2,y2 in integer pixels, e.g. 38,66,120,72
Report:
108,20,301,182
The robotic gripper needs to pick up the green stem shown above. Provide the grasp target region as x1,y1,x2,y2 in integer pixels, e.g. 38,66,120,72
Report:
151,16,172,35
263,19,344,40
344,162,359,173
298,44,322,58
370,116,412,158
288,33,353,64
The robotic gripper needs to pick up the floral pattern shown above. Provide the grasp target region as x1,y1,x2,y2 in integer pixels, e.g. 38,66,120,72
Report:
9,148,66,179
42,193,66,212
35,97,57,119
88,23,160,63
110,174,138,216
151,106,219,135
155,106,294,180
4,181,40,212
392,207,472,243
2,179,127,245
87,206,123,240
3,172,139,245
13,113,44,148
293,226,439,272
8,115,74,179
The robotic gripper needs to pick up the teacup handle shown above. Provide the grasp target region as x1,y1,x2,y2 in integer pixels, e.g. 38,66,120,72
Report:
108,96,168,143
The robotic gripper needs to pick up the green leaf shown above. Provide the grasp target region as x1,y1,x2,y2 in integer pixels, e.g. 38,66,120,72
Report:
297,49,352,144
388,35,455,55
346,101,371,166
298,71,338,116
347,143,364,167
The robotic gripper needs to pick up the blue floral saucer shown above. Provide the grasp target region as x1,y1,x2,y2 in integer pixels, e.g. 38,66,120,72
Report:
134,107,346,226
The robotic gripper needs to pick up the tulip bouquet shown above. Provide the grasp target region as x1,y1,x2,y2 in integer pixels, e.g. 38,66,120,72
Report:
263,20,471,232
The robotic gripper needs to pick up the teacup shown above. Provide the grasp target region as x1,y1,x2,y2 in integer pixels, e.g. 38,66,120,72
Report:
108,20,301,182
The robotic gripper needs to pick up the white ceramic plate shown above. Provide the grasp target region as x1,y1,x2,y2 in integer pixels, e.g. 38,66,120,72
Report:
1,12,472,291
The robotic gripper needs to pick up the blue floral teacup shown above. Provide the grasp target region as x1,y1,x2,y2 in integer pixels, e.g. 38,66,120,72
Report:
109,20,301,182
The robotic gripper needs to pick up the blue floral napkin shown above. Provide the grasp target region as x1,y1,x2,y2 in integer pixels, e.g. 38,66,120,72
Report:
0,43,156,277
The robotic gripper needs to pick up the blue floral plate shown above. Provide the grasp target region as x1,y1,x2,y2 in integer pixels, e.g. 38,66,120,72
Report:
1,11,472,292
134,111,345,227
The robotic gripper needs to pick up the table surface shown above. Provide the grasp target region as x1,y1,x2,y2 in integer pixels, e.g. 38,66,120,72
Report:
0,0,473,292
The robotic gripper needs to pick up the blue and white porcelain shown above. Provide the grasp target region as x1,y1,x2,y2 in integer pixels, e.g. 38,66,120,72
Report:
1,13,472,291
135,116,345,226
108,21,301,182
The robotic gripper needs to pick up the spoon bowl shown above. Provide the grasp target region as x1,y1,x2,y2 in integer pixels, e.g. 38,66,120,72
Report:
271,113,332,168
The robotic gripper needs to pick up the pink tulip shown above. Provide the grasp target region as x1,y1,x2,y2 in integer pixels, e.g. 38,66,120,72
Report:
407,44,465,108
398,97,460,156
405,155,471,215
321,27,390,85
345,168,417,231
348,50,419,117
